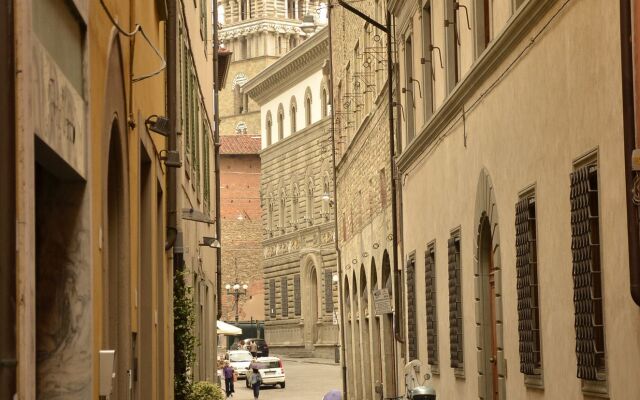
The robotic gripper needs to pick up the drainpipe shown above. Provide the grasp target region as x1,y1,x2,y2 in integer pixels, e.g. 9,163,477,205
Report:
213,2,223,320
620,0,640,307
327,5,348,398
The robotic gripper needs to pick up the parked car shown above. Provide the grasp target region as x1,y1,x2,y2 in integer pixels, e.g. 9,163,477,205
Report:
245,357,285,389
243,338,269,356
226,350,253,379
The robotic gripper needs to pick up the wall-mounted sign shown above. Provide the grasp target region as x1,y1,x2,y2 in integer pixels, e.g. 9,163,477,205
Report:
373,288,393,315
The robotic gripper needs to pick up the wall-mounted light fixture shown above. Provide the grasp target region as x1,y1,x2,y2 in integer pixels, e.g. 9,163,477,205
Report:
145,115,172,137
159,149,182,168
199,236,221,248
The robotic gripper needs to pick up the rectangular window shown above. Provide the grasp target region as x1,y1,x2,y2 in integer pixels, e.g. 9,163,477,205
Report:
421,2,434,121
269,279,276,318
474,0,492,58
515,189,543,384
404,35,415,143
448,233,464,373
203,128,210,210
425,243,439,370
281,277,289,317
406,255,418,361
445,0,460,93
294,274,302,316
325,270,334,314
571,159,607,390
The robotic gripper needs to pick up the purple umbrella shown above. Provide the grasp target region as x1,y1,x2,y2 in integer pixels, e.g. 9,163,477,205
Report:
322,390,342,400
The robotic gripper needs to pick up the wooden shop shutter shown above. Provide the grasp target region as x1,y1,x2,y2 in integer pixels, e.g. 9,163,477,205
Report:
515,194,542,376
448,235,463,369
570,163,606,381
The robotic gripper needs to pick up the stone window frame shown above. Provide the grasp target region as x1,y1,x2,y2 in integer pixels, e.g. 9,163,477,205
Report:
304,87,313,126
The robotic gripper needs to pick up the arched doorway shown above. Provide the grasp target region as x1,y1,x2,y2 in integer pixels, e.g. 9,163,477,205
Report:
359,265,373,399
381,251,396,397
370,258,383,399
302,254,320,352
102,34,130,400
474,169,505,400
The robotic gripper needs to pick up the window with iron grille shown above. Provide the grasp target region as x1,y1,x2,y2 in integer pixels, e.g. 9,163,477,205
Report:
570,161,606,385
269,279,276,318
325,270,334,314
406,255,418,361
281,277,289,317
294,274,302,316
425,243,438,370
448,233,464,372
515,190,543,382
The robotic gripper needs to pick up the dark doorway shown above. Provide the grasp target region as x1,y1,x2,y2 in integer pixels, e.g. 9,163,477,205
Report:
139,148,153,399
479,216,499,400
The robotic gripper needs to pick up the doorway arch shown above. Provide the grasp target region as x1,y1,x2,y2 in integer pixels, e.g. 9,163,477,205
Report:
301,252,321,351
102,33,130,400
474,169,505,400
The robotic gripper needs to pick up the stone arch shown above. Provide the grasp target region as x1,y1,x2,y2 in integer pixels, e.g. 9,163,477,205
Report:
102,32,131,400
473,168,506,400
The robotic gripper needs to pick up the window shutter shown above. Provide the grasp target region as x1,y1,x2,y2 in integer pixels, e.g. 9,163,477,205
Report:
425,246,438,366
406,257,418,360
325,270,334,313
294,274,302,316
516,195,542,375
281,277,289,317
448,236,463,369
570,164,605,381
269,279,276,318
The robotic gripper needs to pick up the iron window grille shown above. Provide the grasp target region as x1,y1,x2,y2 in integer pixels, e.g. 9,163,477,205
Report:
448,234,464,371
294,274,302,316
281,277,289,317
325,270,334,314
515,192,542,377
269,279,276,318
570,163,606,382
425,244,439,369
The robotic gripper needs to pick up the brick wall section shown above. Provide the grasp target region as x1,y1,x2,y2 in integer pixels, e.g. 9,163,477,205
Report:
220,152,264,321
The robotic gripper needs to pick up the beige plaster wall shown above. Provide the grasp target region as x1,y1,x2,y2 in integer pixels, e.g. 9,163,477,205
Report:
399,1,640,399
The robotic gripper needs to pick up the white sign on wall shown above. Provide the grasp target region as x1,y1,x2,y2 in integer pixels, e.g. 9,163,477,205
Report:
373,289,393,315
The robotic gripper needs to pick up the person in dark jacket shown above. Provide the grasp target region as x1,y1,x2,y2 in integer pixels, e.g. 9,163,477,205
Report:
222,361,235,398
249,368,262,400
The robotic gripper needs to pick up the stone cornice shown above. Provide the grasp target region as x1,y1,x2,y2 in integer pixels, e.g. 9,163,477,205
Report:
220,18,306,40
396,0,557,173
244,28,329,104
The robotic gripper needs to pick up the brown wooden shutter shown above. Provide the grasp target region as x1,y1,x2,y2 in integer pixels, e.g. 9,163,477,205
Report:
448,235,463,369
570,164,605,381
407,257,418,360
425,246,438,366
325,270,334,313
294,274,302,316
516,195,542,375
281,276,289,317
269,279,276,318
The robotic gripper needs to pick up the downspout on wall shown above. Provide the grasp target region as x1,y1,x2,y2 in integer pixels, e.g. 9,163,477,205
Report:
327,4,348,398
213,2,223,320
620,0,640,307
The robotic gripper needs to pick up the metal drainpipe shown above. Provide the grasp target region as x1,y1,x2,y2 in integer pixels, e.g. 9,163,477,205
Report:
213,2,223,320
327,4,348,398
620,0,640,306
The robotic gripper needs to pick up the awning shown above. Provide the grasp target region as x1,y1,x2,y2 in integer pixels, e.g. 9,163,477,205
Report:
217,320,242,336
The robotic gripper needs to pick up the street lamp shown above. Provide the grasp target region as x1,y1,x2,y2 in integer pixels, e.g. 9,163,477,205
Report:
226,280,249,322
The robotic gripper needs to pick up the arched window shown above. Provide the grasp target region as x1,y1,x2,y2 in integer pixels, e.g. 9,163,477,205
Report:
279,188,286,233
233,73,248,114
321,86,328,118
291,183,300,229
322,172,331,220
287,0,296,19
306,177,314,224
304,87,313,126
265,111,273,146
290,97,298,134
277,104,285,140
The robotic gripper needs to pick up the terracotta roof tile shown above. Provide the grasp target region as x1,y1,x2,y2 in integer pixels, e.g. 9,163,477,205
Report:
220,135,262,154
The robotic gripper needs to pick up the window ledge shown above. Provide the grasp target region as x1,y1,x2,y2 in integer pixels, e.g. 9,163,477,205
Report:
524,373,544,390
582,380,609,399
453,367,465,379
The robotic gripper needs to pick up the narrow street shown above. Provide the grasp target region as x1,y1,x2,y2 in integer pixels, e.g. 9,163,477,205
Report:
229,357,341,400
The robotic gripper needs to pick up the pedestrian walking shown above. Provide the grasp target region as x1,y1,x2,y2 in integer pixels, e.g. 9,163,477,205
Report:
222,361,235,398
249,368,262,400
249,340,258,358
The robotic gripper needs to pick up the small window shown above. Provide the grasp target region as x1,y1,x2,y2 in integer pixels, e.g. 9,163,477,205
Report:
266,112,273,146
290,97,298,134
321,86,329,117
304,87,313,126
406,255,418,361
269,279,276,318
404,35,415,143
448,232,464,374
422,2,435,120
474,0,492,58
277,104,285,140
425,243,439,371
294,274,302,315
281,277,289,317
445,0,460,93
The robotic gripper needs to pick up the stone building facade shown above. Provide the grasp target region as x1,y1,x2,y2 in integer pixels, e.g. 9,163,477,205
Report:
329,0,402,398
220,135,265,322
7,0,223,398
392,0,640,399
245,28,339,358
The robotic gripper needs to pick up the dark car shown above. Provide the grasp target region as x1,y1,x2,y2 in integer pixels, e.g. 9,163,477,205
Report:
244,338,269,356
